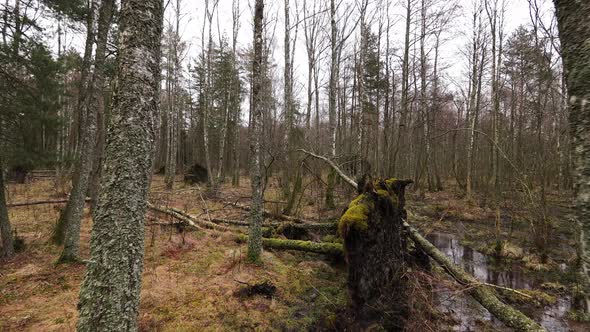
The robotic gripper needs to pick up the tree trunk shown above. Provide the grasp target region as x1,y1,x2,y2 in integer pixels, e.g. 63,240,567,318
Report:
325,0,337,209
52,0,100,245
0,156,14,258
553,0,590,311
340,179,409,330
231,0,241,187
247,0,264,263
392,0,412,178
76,0,163,329
59,0,115,263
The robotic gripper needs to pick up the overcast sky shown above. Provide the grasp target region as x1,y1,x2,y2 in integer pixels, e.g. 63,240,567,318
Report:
49,0,556,117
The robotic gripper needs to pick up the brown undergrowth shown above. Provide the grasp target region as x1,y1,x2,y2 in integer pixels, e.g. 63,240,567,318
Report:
0,177,348,331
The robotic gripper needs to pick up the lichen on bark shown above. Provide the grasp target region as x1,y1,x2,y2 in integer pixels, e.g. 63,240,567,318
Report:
75,0,164,329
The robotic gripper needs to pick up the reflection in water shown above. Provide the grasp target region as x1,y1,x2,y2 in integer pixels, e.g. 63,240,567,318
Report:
426,232,571,332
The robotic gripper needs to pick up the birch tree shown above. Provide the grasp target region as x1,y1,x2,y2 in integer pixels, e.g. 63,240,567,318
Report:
76,0,163,329
248,0,265,263
553,0,590,312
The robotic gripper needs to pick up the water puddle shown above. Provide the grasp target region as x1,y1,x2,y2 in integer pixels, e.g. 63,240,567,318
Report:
426,232,572,331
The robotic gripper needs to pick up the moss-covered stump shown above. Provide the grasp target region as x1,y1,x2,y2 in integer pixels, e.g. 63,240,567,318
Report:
339,178,412,330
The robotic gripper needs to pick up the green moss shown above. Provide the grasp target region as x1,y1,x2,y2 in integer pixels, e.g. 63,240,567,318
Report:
385,178,398,188
540,282,567,292
338,194,373,237
567,309,590,322
500,288,557,306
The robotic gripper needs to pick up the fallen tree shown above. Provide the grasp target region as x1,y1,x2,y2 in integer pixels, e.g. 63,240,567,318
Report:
146,203,343,256
208,217,336,232
147,203,236,233
299,149,544,331
223,200,317,224
7,198,91,207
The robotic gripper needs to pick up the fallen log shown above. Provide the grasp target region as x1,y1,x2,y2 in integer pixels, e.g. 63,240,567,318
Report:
147,203,237,233
223,201,315,224
235,235,343,256
209,217,336,232
7,198,91,207
300,149,544,331
404,221,543,331
147,204,343,256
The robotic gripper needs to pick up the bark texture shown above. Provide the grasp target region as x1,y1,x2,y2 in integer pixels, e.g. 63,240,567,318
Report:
339,179,409,330
76,0,163,329
247,0,264,263
553,0,590,310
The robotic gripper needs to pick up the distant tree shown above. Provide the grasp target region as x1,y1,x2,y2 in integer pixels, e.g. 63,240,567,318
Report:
58,0,115,263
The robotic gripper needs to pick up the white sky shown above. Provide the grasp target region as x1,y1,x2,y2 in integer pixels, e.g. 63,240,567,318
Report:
48,0,557,118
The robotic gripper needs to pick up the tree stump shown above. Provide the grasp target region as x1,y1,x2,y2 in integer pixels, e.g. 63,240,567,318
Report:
339,178,413,330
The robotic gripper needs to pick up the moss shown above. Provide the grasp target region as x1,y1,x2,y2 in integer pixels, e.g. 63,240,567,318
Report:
500,288,557,306
338,194,373,237
322,234,343,244
567,309,590,322
540,282,567,292
385,178,398,188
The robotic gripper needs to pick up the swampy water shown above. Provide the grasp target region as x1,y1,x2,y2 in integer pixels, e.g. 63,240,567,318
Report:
426,232,572,332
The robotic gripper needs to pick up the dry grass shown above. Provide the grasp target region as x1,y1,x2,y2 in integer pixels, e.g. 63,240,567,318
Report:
0,178,346,331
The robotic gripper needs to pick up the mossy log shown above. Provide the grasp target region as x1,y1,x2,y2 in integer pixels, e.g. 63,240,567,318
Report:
147,204,343,256
339,178,409,330
208,217,336,232
235,235,343,256
404,222,544,331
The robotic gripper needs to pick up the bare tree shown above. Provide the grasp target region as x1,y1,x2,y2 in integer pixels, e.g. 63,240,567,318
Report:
231,0,241,187
58,0,115,263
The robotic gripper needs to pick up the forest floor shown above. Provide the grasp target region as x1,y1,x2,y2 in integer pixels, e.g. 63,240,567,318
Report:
1,176,589,331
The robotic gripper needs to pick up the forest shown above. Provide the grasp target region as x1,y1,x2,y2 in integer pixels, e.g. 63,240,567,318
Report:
0,0,589,330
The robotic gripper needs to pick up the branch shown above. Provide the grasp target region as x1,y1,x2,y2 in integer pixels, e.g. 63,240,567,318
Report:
297,149,358,190
146,204,342,256
7,198,91,207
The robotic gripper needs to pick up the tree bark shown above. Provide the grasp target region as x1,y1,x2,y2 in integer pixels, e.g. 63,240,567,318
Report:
247,0,264,263
76,0,163,329
340,181,408,329
0,156,14,258
553,0,590,311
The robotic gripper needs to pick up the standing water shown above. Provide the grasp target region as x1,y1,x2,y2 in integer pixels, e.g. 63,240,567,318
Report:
426,232,572,331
